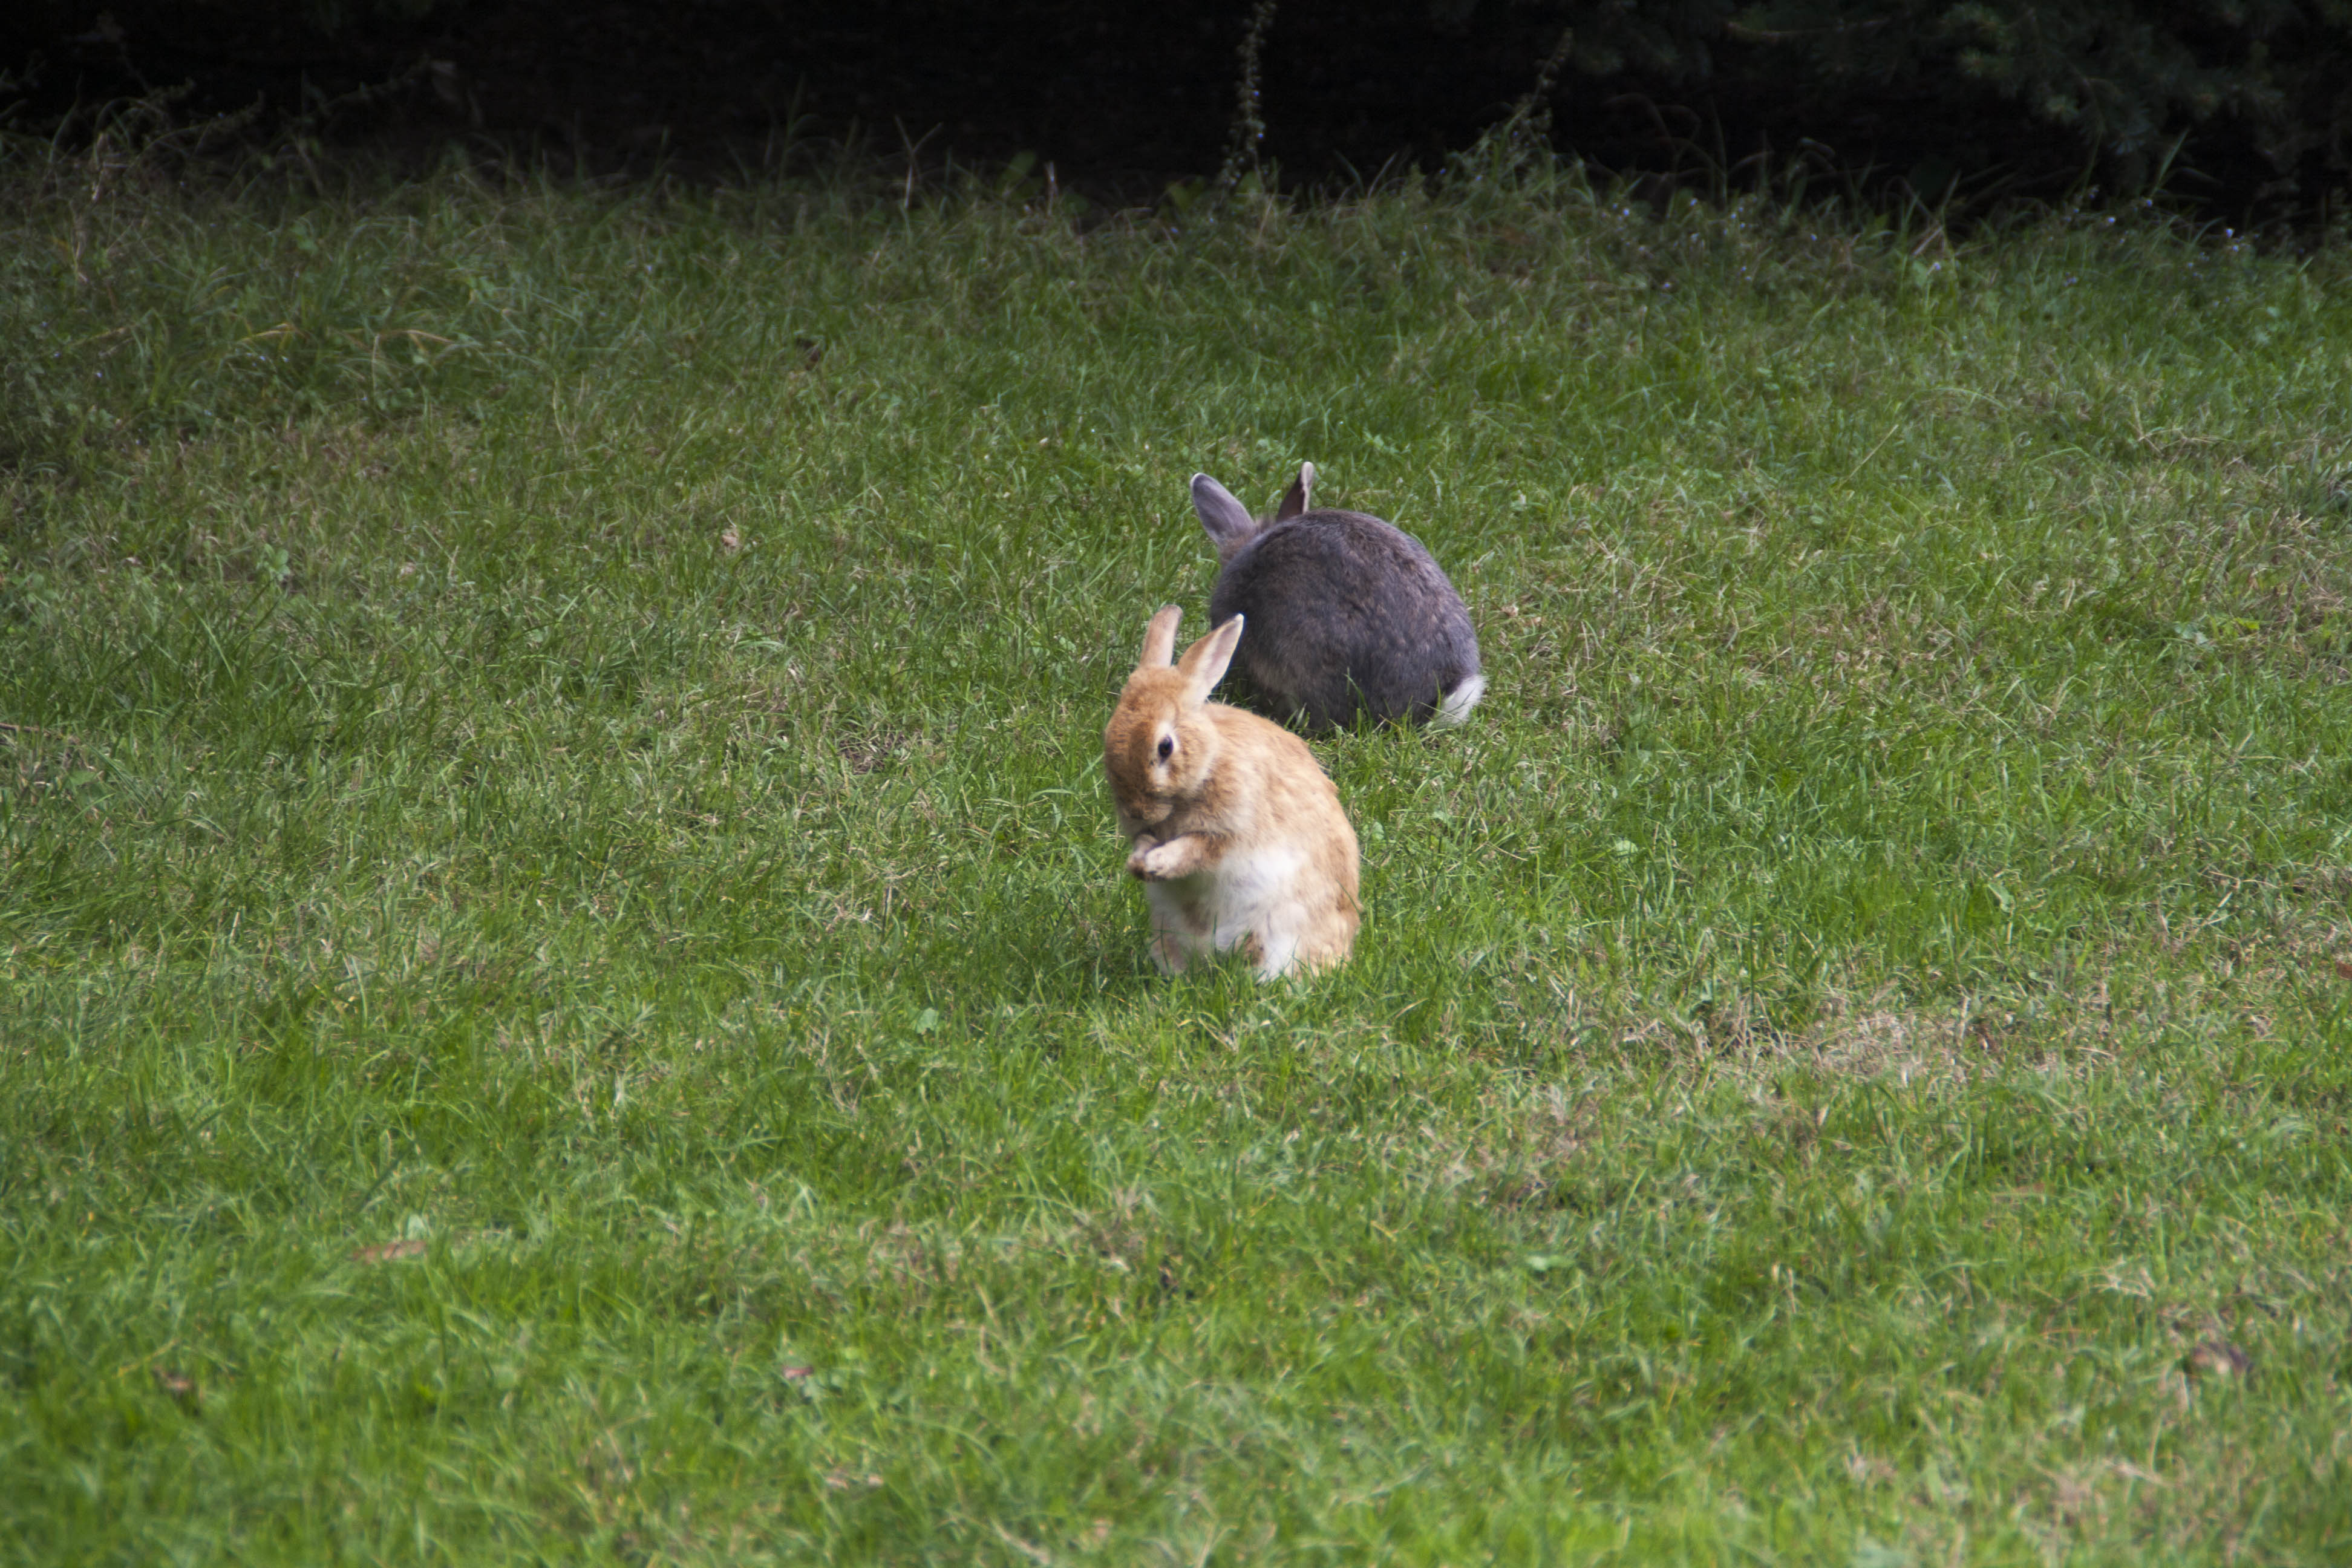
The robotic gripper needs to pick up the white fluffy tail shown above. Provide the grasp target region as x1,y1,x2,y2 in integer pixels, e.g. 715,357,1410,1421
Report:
1431,673,1486,729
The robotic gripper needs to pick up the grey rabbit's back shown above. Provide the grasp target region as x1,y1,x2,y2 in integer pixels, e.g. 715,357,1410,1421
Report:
1209,508,1482,731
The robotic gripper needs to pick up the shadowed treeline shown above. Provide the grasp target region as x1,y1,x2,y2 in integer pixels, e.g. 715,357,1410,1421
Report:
7,0,2352,224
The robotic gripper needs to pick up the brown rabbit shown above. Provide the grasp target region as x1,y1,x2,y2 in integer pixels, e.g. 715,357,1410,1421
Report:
1103,605,1361,979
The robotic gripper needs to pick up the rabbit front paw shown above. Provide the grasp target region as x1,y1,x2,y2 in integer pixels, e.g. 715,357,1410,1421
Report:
1129,834,1207,881
1126,836,1161,878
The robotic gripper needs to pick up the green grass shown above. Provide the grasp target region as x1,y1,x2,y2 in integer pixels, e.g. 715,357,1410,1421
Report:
4,143,2352,1564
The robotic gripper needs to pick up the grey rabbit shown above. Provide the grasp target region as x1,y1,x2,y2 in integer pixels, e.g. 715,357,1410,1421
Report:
1190,463,1485,731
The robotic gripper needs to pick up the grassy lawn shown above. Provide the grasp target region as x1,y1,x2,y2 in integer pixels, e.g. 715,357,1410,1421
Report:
4,145,2352,1564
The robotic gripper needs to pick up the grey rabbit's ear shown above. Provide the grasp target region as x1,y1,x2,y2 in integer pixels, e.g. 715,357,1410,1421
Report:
1275,461,1315,521
1191,474,1260,554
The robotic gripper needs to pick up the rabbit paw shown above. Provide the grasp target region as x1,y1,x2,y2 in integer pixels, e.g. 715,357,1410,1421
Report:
1129,835,1207,880
1126,836,1162,878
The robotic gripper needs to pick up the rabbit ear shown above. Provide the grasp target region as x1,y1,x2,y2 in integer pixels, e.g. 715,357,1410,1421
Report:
1138,604,1183,668
1275,461,1316,520
1176,614,1244,703
1191,474,1261,552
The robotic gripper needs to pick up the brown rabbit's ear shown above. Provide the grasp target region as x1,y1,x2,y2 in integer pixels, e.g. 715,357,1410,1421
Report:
1138,604,1183,668
1191,474,1260,554
1176,614,1244,703
1275,461,1316,521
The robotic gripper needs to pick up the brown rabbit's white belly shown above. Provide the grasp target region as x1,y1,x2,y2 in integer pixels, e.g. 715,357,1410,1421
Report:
1144,844,1320,978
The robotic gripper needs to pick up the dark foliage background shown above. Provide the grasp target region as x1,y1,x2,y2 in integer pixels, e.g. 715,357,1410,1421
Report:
4,1,2350,220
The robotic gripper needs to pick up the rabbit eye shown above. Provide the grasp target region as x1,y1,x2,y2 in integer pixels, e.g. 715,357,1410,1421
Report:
1156,736,1175,762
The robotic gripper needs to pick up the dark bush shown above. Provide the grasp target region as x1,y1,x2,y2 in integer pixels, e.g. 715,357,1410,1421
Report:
5,1,2348,221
